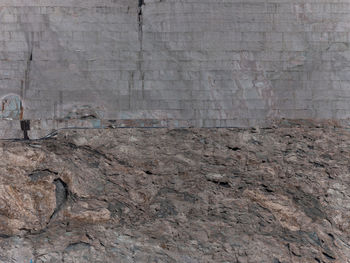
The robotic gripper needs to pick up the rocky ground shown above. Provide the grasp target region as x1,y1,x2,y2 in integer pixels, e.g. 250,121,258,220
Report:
0,121,350,262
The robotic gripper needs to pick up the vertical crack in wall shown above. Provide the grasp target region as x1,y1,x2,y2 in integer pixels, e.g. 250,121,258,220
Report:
138,0,145,99
20,49,33,139
18,15,35,139
138,0,144,23
19,14,34,102
24,49,33,100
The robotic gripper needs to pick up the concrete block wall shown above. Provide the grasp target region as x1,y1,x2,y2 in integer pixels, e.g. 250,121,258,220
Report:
0,0,349,138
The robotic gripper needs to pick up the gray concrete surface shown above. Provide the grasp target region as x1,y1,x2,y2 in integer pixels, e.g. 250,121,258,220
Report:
0,0,349,138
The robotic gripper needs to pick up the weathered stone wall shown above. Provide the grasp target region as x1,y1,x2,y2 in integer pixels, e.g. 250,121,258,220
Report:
0,0,350,137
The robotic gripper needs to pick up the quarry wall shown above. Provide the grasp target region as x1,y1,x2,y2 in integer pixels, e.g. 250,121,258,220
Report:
0,0,349,138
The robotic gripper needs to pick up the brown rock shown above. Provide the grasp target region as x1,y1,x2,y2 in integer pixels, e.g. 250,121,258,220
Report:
0,123,349,262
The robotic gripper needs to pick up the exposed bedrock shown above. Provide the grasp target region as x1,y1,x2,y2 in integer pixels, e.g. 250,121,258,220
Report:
0,121,350,262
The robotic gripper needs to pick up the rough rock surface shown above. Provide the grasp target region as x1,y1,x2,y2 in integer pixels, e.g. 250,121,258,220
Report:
0,122,350,262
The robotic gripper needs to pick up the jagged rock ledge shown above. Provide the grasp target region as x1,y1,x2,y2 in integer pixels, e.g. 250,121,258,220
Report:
0,122,349,262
